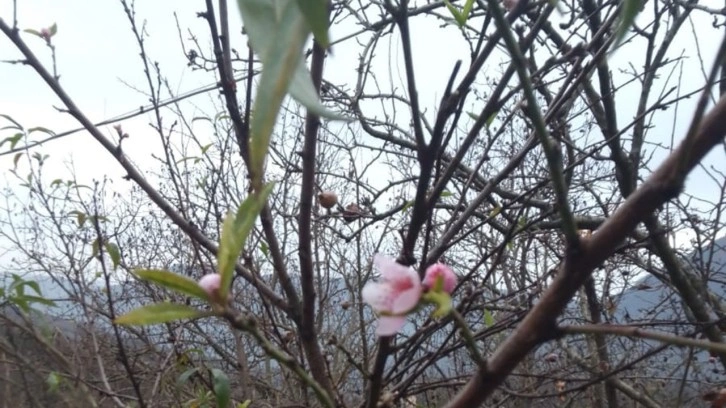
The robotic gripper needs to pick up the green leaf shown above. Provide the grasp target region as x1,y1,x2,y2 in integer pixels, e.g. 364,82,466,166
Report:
105,242,121,269
236,0,347,185
485,110,498,127
612,0,644,50
16,294,55,308
91,238,100,258
467,111,479,120
218,183,275,298
13,152,22,168
444,0,465,27
23,28,41,38
114,302,204,326
27,126,56,136
177,368,199,387
69,210,87,227
47,371,62,393
484,309,494,327
237,401,252,408
462,0,475,20
489,206,501,218
296,0,329,47
211,368,231,408
440,190,453,198
49,23,57,36
0,114,23,131
237,0,309,184
135,269,210,301
0,133,24,150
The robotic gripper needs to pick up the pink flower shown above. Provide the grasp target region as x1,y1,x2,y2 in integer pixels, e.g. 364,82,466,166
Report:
422,263,457,294
198,273,222,299
362,254,423,336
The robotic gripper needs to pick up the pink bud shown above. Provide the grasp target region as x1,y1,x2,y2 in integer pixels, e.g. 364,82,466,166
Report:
198,273,222,298
423,263,457,294
39,28,51,41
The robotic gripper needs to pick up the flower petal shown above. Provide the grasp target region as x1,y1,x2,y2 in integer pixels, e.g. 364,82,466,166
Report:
391,284,422,314
362,282,391,311
376,315,406,336
374,253,413,281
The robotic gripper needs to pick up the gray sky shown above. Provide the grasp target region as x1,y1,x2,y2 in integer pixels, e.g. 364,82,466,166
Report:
0,0,724,249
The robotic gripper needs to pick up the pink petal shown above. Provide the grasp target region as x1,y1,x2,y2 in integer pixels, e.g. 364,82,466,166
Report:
374,253,413,281
362,282,391,311
391,285,422,314
376,315,407,336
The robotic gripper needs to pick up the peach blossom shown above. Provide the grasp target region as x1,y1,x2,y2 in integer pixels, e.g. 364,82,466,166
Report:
362,254,423,336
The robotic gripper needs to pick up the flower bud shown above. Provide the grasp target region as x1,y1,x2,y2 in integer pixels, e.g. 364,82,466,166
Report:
40,28,51,41
198,273,222,299
422,263,457,294
318,191,338,209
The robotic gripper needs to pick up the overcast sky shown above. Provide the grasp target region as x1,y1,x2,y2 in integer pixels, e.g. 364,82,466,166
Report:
0,1,724,249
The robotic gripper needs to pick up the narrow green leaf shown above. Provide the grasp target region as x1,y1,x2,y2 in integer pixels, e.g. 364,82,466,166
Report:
296,0,329,47
0,114,23,130
23,28,41,38
440,190,453,198
288,60,349,119
489,206,501,218
13,152,22,168
467,111,479,120
177,368,199,387
105,242,121,269
49,23,57,36
218,183,275,297
135,269,210,301
237,401,251,408
27,126,56,136
211,368,231,408
444,0,465,27
91,238,100,258
239,0,309,184
17,295,55,308
486,111,497,127
484,309,494,327
69,210,87,227
462,0,475,19
114,303,204,326
612,0,644,50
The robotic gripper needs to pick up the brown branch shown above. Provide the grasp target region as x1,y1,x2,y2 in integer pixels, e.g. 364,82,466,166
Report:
297,29,338,405
444,94,726,407
559,323,726,355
